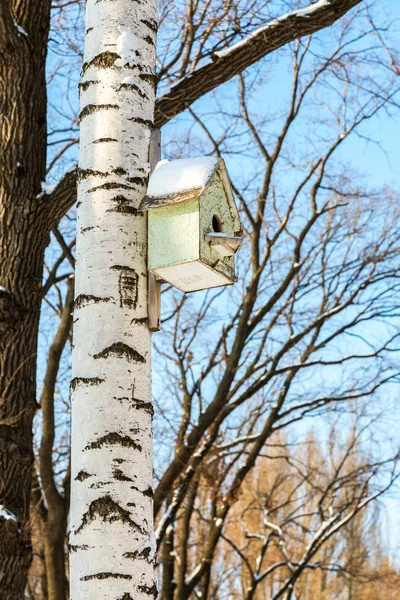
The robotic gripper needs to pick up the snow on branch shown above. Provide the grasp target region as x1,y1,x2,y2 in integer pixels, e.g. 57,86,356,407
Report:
155,0,362,128
13,18,27,37
0,505,18,523
214,0,332,58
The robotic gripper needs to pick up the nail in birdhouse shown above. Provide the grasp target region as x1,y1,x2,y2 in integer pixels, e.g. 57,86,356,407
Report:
139,157,242,293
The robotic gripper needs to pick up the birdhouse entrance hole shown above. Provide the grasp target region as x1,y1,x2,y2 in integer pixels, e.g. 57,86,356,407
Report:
212,215,222,232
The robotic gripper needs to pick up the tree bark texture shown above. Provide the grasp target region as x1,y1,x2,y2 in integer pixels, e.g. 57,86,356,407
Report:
69,0,157,598
39,281,73,600
44,529,68,600
0,2,51,597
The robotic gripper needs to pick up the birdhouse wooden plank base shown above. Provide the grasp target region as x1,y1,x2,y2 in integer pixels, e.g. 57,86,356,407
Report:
153,261,233,293
140,156,242,293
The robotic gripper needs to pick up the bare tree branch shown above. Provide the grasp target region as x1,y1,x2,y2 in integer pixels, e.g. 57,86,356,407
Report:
155,0,363,127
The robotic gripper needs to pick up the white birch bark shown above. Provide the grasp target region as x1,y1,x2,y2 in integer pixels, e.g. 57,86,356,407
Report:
70,0,157,597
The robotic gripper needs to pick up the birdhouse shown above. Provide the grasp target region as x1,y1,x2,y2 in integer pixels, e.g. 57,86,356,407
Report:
140,156,242,293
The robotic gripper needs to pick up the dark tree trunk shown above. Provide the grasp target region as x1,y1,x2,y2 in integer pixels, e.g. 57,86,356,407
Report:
161,523,175,600
44,515,68,600
0,2,51,596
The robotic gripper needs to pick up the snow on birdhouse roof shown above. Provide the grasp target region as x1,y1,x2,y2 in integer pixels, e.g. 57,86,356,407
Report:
140,157,241,234
147,156,219,200
147,156,218,198
140,157,221,213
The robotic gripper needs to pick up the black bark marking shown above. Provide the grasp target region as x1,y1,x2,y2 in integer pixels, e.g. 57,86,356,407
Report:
131,485,153,498
117,51,141,69
130,421,140,435
93,342,145,363
75,470,93,482
88,182,135,193
138,584,157,597
114,396,130,403
106,195,140,216
117,594,134,600
79,79,99,91
127,176,147,185
127,116,153,127
113,167,128,176
138,73,157,86
143,35,155,46
85,432,142,451
70,377,105,391
81,572,132,581
89,481,110,489
113,468,133,482
130,317,147,325
80,104,119,120
119,82,148,99
78,166,128,182
143,486,153,498
74,294,113,309
81,52,120,75
131,401,154,416
69,544,90,553
110,265,139,309
81,226,95,233
75,495,145,534
130,381,153,414
113,458,125,464
123,547,152,561
141,18,157,32
93,137,118,143
78,168,108,181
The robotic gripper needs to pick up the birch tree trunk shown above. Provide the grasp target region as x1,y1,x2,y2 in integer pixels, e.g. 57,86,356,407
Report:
69,0,157,597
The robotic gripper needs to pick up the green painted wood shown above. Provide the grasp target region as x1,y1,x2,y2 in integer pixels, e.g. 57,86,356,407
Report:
147,171,238,291
200,173,235,280
148,197,199,271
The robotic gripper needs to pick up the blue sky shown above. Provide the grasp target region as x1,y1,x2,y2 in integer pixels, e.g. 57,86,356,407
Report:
39,0,400,565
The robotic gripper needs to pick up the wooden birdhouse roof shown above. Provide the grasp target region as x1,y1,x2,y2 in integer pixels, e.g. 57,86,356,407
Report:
140,157,241,234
